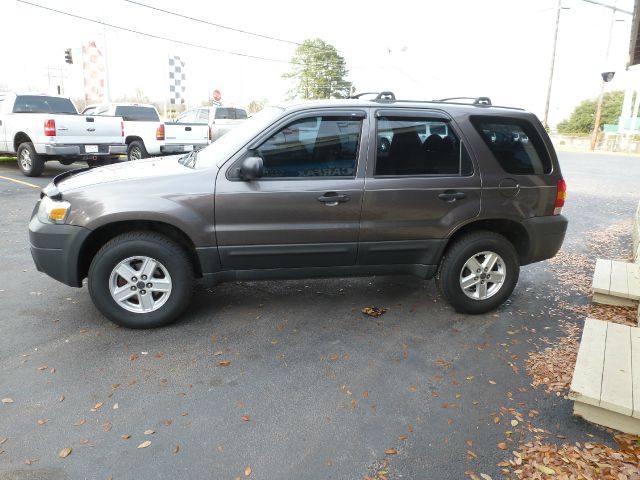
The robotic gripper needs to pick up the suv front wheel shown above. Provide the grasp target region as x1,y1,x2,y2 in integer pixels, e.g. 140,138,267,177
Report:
88,232,194,328
437,231,519,314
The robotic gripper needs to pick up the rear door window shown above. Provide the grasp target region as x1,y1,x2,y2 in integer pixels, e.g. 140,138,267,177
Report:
470,116,551,174
214,108,247,120
114,106,160,121
375,117,472,176
13,95,77,114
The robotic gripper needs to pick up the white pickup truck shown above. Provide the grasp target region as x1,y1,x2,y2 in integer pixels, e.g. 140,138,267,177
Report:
0,92,126,177
82,103,209,161
175,106,247,142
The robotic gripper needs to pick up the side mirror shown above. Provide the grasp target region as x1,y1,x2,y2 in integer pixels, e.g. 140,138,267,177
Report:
239,156,263,180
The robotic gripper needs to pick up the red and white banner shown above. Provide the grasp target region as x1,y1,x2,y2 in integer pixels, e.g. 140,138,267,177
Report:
82,41,106,104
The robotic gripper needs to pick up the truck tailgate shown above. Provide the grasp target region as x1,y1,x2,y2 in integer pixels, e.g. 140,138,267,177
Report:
54,115,123,145
164,123,209,146
211,119,244,140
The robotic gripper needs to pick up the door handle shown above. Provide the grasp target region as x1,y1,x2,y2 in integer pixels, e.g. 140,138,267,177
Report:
317,192,350,205
438,191,466,202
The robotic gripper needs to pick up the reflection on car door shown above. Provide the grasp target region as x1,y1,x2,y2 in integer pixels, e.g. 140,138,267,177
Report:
358,111,481,267
215,111,368,270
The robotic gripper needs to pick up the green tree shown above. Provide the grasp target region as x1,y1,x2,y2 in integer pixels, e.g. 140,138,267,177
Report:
557,90,628,134
246,99,268,114
283,38,352,100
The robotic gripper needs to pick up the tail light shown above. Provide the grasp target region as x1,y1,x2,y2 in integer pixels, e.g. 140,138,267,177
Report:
554,179,567,215
156,124,165,141
44,119,56,136
121,121,124,137
208,125,212,142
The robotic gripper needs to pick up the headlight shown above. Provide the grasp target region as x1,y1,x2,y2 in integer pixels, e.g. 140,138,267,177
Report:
37,196,71,224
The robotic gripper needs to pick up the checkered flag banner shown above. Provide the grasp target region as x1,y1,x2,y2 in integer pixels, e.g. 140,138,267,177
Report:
168,56,186,105
82,41,106,104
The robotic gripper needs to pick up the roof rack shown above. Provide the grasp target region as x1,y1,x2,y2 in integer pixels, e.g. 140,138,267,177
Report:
435,96,492,106
350,91,396,101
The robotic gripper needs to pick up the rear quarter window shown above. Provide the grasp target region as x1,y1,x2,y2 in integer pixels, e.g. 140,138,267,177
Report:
470,116,551,175
13,95,77,114
114,106,160,122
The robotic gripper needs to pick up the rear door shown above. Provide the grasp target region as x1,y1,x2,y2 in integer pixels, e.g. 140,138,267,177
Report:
358,109,481,266
165,108,209,146
215,109,368,270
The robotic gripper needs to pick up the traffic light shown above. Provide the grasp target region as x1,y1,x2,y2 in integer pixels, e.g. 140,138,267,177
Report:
64,48,73,65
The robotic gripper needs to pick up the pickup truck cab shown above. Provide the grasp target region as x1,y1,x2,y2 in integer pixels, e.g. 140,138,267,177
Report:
82,103,209,162
0,92,126,176
176,106,247,142
29,93,568,329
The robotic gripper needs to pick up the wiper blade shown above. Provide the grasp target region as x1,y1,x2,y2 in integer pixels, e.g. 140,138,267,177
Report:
178,149,199,168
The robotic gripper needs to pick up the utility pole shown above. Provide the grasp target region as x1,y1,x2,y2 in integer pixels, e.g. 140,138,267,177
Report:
590,4,618,150
543,0,563,130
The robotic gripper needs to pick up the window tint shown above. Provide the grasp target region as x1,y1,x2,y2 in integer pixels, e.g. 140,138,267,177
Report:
471,117,551,175
13,95,77,114
114,106,159,121
375,117,471,176
255,116,362,178
214,108,247,120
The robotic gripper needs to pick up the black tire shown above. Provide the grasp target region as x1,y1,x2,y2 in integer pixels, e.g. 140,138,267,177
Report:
437,231,519,314
127,140,149,161
88,232,194,328
16,142,44,177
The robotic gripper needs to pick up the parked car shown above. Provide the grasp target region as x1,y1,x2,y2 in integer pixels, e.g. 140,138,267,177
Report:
82,103,209,161
0,92,126,176
176,106,247,142
29,92,568,328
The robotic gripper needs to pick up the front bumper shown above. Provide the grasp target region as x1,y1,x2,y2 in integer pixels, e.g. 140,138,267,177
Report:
39,144,127,156
160,143,208,154
29,207,91,287
521,214,568,265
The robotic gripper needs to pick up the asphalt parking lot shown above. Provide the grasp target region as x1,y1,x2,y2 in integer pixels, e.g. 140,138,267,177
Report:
0,152,639,480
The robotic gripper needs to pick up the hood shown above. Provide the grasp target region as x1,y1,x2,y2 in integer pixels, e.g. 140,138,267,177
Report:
56,156,190,193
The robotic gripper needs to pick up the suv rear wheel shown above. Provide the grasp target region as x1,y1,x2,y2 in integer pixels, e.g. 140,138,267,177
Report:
437,231,519,314
88,232,194,328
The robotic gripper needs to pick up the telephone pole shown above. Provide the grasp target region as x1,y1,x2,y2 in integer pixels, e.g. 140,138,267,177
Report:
543,0,565,130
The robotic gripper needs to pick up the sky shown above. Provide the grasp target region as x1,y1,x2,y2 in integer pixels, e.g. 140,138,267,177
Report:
0,0,638,126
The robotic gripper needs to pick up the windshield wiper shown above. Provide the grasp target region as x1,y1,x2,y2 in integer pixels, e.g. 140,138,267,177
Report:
178,149,199,168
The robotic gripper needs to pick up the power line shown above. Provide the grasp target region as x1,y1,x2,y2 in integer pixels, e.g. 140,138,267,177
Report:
16,0,342,68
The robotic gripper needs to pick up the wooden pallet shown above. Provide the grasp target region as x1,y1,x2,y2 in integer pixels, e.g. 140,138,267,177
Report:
569,318,640,435
592,259,640,308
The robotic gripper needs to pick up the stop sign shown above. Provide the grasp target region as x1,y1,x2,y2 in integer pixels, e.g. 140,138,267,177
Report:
212,90,221,102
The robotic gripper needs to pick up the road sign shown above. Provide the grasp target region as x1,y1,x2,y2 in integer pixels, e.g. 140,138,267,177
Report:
213,89,221,102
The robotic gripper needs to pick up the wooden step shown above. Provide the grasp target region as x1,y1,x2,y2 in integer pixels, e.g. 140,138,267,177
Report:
570,318,640,434
592,259,640,307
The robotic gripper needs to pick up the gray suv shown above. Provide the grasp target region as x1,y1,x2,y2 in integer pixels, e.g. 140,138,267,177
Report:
29,93,568,328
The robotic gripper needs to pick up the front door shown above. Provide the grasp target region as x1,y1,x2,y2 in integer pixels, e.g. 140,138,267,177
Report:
215,110,368,270
358,110,481,266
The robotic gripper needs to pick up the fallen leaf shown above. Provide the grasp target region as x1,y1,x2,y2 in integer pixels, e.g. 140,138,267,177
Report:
408,384,417,392
362,390,369,398
24,458,38,465
163,419,173,426
399,434,408,440
362,306,386,317
72,419,86,426
112,403,119,410
121,434,131,440
1,398,14,404
351,399,356,409
536,464,556,475
244,466,252,476
497,442,508,450
213,351,223,356
58,395,65,402
93,402,104,410
510,420,518,427
218,361,231,367
0,438,7,445
385,448,397,455
102,422,112,432
467,450,478,459
480,474,493,480
488,380,497,385
173,444,180,454
37,365,47,371
137,440,151,449
241,415,250,422
144,430,155,435
58,447,72,458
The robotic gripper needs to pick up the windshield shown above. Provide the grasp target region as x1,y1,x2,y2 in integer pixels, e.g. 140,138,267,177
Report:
190,106,284,169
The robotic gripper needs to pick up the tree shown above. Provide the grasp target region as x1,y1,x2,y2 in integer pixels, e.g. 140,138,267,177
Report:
557,90,628,134
283,38,352,100
246,99,268,114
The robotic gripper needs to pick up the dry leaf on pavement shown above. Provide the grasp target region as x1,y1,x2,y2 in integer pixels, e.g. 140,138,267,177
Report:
58,447,72,458
137,440,151,449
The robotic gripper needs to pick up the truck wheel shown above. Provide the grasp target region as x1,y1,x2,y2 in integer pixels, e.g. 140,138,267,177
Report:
127,141,148,161
437,231,519,314
88,232,194,328
17,143,44,177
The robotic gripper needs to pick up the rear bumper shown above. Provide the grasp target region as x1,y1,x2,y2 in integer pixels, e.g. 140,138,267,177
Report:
160,143,208,154
29,210,91,287
521,214,568,265
37,144,127,156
